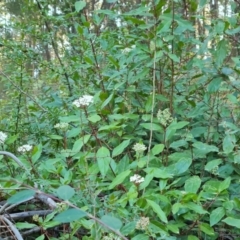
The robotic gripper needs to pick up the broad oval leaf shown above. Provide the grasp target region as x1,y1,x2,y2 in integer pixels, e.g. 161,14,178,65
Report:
101,215,122,230
71,134,91,156
193,142,218,154
88,114,101,123
151,144,164,155
54,208,86,223
218,177,231,193
223,134,235,154
112,139,131,157
146,199,168,223
184,176,201,193
210,207,225,226
97,146,112,178
7,190,35,204
56,185,75,200
174,158,192,175
222,217,240,229
199,223,215,236
75,1,86,12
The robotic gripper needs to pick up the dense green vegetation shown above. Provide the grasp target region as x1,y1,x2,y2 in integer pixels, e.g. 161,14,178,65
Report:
1,0,240,239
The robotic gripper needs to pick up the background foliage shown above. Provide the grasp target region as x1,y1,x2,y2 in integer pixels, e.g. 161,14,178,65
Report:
1,0,240,239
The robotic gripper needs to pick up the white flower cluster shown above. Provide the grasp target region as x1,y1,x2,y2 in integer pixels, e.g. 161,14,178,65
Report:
72,95,93,107
122,45,136,54
136,217,150,230
0,131,7,144
102,233,120,240
157,108,174,127
54,122,69,131
133,143,147,153
17,144,33,153
130,174,144,184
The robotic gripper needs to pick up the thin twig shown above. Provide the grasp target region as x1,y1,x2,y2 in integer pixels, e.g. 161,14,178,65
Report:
1,216,23,240
0,151,29,174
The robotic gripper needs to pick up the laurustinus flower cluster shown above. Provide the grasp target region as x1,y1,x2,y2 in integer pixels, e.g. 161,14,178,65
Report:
0,131,7,144
136,217,150,230
72,95,93,107
157,108,174,127
54,122,69,131
17,144,33,153
133,143,147,153
130,174,144,184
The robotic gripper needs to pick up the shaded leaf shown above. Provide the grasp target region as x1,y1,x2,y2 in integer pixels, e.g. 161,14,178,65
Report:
54,209,86,223
7,190,35,204
108,170,131,189
146,199,168,223
101,215,122,230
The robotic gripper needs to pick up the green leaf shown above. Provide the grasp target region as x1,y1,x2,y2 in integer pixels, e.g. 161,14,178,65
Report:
199,0,207,8
121,221,136,235
101,93,114,109
168,121,189,130
199,223,215,235
54,209,86,223
151,144,164,155
168,53,180,63
184,176,201,193
101,215,122,230
210,207,225,226
214,39,228,67
207,77,222,92
184,202,208,214
173,158,192,175
108,170,131,189
97,147,112,178
87,114,101,123
151,168,173,179
188,235,199,240
140,123,163,131
56,185,75,200
146,199,168,223
7,190,35,204
112,139,131,157
218,177,231,193
36,235,45,240
222,217,240,229
48,134,63,140
132,234,149,240
205,159,222,172
223,134,235,154
32,144,42,163
193,142,218,154
15,222,37,230
71,134,91,155
75,1,86,12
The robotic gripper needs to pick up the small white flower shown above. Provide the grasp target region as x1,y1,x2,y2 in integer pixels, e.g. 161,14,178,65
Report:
72,95,93,107
17,144,33,153
0,131,7,144
122,45,136,54
130,174,144,184
157,108,174,127
136,217,150,230
54,122,69,130
133,143,147,153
